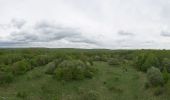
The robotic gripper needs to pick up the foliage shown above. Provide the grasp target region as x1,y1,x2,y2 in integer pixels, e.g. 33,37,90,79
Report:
108,58,120,66
134,53,146,70
33,55,53,66
54,60,97,81
147,67,164,87
78,89,99,100
162,67,169,84
16,91,28,99
0,54,23,65
12,60,31,75
0,71,13,84
135,53,160,72
0,49,170,99
154,87,165,96
162,58,170,73
45,62,56,75
0,64,11,72
45,59,64,75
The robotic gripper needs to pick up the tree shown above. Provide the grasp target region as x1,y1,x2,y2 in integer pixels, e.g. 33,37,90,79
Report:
12,60,31,75
134,53,146,71
141,53,159,72
147,67,164,87
54,60,97,81
162,58,170,73
162,67,169,84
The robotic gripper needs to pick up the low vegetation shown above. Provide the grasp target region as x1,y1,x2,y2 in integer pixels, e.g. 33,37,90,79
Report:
0,48,169,100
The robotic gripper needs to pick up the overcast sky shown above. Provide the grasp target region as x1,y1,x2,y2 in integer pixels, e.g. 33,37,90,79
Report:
0,0,170,49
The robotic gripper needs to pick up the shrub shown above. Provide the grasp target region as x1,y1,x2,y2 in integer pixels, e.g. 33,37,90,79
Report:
33,55,53,66
134,53,146,70
16,91,28,99
88,60,94,66
0,64,11,72
162,58,170,73
84,66,97,78
79,89,99,100
72,65,85,80
12,60,31,75
108,86,123,93
100,55,108,62
93,55,101,61
142,54,159,72
0,54,23,65
54,60,97,81
154,87,165,96
147,67,164,87
135,53,160,72
27,59,37,67
45,62,56,75
144,81,150,89
108,58,120,66
162,67,169,84
84,90,99,100
0,72,13,84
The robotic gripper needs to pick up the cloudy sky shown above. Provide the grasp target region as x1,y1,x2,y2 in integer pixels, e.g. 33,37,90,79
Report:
0,0,170,49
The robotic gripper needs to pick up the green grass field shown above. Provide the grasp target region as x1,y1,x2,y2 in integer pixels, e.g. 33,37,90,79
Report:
0,61,169,100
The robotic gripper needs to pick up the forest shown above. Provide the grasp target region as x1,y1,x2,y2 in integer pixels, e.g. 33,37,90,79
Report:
0,48,169,100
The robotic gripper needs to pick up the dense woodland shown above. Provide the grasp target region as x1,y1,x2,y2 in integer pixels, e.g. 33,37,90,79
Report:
0,48,170,100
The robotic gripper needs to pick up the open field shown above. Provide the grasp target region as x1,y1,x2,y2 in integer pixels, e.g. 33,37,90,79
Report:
0,49,169,100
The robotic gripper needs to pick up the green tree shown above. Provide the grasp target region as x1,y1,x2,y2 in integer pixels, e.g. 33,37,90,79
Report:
12,60,31,75
147,67,164,87
162,58,170,73
142,53,160,72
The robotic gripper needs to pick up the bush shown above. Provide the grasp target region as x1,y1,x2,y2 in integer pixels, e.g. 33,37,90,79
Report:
0,72,13,84
45,62,56,75
147,67,164,87
93,55,101,61
78,89,99,100
16,91,28,99
108,86,123,93
108,58,120,66
134,53,146,70
135,53,160,72
162,58,170,73
33,55,53,66
142,54,159,72
154,87,165,96
0,54,23,65
12,60,31,75
45,59,65,75
144,81,150,89
0,64,11,72
88,60,94,66
162,67,169,84
84,66,97,78
54,60,97,81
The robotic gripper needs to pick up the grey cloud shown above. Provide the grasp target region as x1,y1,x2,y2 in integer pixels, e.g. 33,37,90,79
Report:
160,31,170,37
10,32,38,42
0,41,28,47
0,24,8,30
34,22,80,41
118,30,134,36
112,38,156,49
11,18,26,29
144,40,154,44
7,21,98,47
65,36,98,44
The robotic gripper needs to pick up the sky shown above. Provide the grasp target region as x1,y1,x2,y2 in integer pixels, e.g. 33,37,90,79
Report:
0,0,170,49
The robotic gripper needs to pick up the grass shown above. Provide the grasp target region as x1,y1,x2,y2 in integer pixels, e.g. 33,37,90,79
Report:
0,62,169,100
